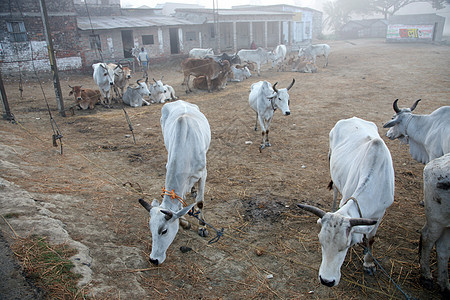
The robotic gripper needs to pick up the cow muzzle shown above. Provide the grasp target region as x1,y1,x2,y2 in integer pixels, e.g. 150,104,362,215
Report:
319,276,336,287
284,111,291,116
149,258,159,265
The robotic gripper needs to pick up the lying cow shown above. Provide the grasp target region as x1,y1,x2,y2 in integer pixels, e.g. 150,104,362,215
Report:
383,99,450,164
189,48,214,59
299,44,330,67
298,117,395,287
122,78,151,107
150,78,177,104
107,63,132,100
249,79,295,151
92,62,114,105
193,68,230,91
68,85,101,110
181,58,231,93
229,65,251,82
420,153,450,296
291,59,317,73
139,100,211,265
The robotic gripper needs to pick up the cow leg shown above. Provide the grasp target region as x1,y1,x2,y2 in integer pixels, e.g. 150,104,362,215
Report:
254,113,258,131
363,236,376,275
331,185,339,212
257,63,261,76
419,222,443,289
264,119,272,147
196,174,208,237
435,228,450,294
258,116,267,150
324,55,329,68
184,75,192,93
179,217,191,230
206,77,212,93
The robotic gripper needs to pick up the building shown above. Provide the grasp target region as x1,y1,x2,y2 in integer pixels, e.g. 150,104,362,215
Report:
0,0,81,73
386,14,445,43
339,19,388,39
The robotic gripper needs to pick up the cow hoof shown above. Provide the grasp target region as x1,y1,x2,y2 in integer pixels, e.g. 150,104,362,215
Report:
419,276,434,290
265,142,271,147
198,227,209,237
363,265,376,276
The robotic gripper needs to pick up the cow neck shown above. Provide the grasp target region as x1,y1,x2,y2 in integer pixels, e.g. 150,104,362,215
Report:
270,95,277,111
403,114,414,141
161,187,188,208
341,197,363,218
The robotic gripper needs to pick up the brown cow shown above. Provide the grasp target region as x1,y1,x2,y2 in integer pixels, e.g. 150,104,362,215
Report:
193,68,231,91
181,58,231,93
68,85,101,110
108,63,132,100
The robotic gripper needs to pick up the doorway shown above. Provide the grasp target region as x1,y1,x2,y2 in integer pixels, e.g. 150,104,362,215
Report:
121,30,133,58
169,28,179,54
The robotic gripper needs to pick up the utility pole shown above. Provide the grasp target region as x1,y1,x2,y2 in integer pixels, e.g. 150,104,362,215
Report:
213,0,220,52
0,70,14,121
38,0,65,117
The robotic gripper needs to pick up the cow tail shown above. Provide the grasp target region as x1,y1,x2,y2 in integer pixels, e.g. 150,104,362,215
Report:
327,180,333,190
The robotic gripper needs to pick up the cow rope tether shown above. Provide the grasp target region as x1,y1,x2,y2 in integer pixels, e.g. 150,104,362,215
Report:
342,196,363,218
160,187,224,244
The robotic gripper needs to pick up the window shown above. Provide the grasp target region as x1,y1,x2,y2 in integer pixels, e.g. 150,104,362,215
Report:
186,31,197,41
89,34,101,50
142,35,154,45
6,21,27,42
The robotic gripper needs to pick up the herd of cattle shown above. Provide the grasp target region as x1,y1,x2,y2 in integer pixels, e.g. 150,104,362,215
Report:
67,44,449,297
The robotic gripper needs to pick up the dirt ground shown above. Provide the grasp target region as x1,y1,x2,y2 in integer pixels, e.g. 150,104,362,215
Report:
1,38,449,299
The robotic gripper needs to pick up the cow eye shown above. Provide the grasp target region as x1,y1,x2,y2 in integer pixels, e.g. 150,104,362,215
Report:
161,229,168,235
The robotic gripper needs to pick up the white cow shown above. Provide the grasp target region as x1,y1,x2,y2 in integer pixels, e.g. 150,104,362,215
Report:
189,48,214,59
237,47,272,76
420,153,450,296
269,44,287,70
150,79,177,104
92,62,115,105
383,99,450,164
139,100,211,265
229,66,251,82
122,79,151,107
299,44,330,67
249,79,295,151
298,117,395,287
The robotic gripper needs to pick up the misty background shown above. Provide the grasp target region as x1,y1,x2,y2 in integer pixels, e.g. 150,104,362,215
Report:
120,0,450,35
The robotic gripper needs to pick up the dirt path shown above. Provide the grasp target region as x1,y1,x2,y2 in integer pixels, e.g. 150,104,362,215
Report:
1,39,449,299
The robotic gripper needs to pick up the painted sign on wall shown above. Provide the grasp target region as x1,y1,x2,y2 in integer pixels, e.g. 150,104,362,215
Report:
387,24,434,39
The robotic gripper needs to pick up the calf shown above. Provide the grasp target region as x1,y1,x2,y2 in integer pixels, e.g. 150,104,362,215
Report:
150,78,177,104
299,44,330,67
122,79,151,107
229,66,251,82
108,63,132,100
68,85,101,110
139,100,211,265
249,79,295,151
193,69,230,91
420,153,450,296
298,117,395,287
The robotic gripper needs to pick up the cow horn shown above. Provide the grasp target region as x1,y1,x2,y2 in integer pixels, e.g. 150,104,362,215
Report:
138,198,152,212
349,218,377,227
68,84,73,88
136,79,142,84
297,203,326,218
145,77,149,84
287,78,295,91
393,99,400,113
161,210,173,221
410,99,421,111
161,76,164,81
273,82,279,93
153,78,157,83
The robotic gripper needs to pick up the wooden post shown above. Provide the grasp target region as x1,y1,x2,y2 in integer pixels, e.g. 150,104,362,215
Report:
38,0,66,117
0,70,14,121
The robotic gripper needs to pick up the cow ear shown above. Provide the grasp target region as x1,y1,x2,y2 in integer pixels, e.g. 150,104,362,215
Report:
383,118,399,128
69,91,73,96
174,203,196,219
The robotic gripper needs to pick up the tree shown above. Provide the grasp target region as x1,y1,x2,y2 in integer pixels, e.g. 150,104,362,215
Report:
323,1,352,34
368,0,448,19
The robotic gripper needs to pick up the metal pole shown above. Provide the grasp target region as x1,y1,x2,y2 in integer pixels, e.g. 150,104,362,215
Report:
0,70,14,121
38,0,66,117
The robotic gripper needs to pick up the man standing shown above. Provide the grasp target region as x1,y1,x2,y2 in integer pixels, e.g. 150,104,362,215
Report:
138,47,150,76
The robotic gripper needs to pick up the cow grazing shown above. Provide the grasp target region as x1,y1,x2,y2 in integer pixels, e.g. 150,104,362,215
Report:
189,48,214,59
237,47,272,76
139,100,211,265
229,65,251,82
249,79,295,151
108,63,132,100
298,117,395,287
68,85,101,110
383,99,450,164
92,62,115,105
122,78,151,107
299,44,330,67
181,58,231,93
150,78,177,104
193,68,230,91
269,44,287,70
420,153,450,296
